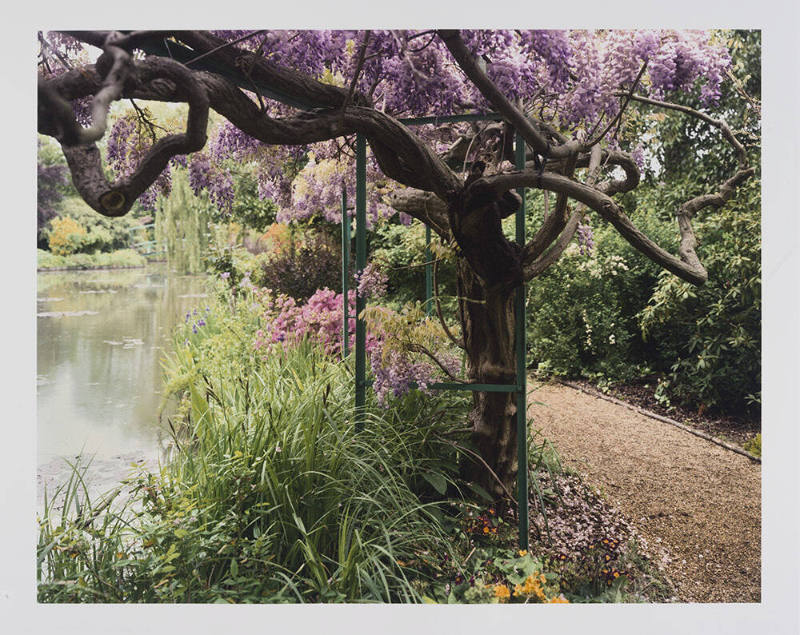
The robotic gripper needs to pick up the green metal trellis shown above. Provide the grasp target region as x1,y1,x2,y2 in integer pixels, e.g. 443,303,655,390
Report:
134,38,532,550
343,122,530,551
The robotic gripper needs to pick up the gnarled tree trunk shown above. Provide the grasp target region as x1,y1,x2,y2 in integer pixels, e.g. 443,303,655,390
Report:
446,163,524,500
456,260,520,499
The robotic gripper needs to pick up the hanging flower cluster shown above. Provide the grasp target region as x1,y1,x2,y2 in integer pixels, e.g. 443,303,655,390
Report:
354,262,389,299
106,112,173,210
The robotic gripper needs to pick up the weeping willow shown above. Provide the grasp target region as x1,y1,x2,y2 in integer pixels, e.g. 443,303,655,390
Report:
155,169,211,274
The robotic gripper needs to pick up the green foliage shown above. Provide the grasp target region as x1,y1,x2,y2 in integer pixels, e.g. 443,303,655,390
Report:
39,285,470,603
37,248,146,270
371,221,428,305
527,179,760,416
743,433,761,458
527,31,761,417
38,134,68,168
526,209,671,383
228,164,278,232
371,220,458,311
155,169,211,274
637,181,761,414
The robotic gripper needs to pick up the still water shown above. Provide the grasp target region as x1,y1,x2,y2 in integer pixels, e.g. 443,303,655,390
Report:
37,265,207,502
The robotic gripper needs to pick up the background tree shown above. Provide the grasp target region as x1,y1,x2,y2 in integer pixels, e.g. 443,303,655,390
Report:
36,29,757,499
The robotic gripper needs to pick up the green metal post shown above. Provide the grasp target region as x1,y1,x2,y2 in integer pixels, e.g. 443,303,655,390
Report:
355,134,367,432
515,131,529,552
424,225,433,316
341,187,350,359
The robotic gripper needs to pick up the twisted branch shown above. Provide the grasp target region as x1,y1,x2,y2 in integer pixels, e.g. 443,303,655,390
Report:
38,31,133,146
525,144,603,279
522,151,578,265
437,30,581,160
38,38,461,218
40,54,210,216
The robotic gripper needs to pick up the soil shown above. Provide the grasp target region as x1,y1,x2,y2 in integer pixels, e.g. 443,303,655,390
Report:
527,379,761,603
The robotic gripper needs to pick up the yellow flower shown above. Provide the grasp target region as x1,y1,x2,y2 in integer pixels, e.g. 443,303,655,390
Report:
511,573,551,601
518,550,528,557
493,584,510,602
548,594,570,603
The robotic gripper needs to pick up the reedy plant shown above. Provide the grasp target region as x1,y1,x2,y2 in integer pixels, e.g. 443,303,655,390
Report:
39,325,470,602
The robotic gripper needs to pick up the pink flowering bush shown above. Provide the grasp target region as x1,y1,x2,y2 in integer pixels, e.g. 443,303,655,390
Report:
254,287,357,357
253,279,463,406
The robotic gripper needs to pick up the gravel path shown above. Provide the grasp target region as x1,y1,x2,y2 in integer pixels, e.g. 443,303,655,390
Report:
528,381,761,602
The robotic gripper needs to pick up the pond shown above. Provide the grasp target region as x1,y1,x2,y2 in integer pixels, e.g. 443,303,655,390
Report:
37,264,208,505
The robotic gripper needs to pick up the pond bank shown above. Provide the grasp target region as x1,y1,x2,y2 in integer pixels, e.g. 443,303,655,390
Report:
38,264,147,272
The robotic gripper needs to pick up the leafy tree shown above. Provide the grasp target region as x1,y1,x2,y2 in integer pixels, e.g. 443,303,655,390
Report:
154,168,212,274
37,29,757,499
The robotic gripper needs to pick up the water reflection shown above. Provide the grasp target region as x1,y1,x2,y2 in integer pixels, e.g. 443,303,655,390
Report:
37,265,207,499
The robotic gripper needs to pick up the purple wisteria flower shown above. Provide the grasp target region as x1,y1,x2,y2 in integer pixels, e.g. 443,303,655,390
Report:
576,222,595,256
354,262,388,299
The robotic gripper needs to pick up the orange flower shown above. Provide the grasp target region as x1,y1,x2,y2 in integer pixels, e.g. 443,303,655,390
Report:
548,594,570,603
493,584,510,602
513,574,547,600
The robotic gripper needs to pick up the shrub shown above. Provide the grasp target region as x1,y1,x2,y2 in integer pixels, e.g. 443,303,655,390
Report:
56,196,143,252
259,229,342,301
526,208,670,383
48,216,87,256
37,248,146,270
637,180,761,414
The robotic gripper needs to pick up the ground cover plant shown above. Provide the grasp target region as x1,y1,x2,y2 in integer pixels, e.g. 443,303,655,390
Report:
37,29,758,500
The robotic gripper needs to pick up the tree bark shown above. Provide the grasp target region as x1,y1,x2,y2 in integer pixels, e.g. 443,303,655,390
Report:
456,259,519,499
